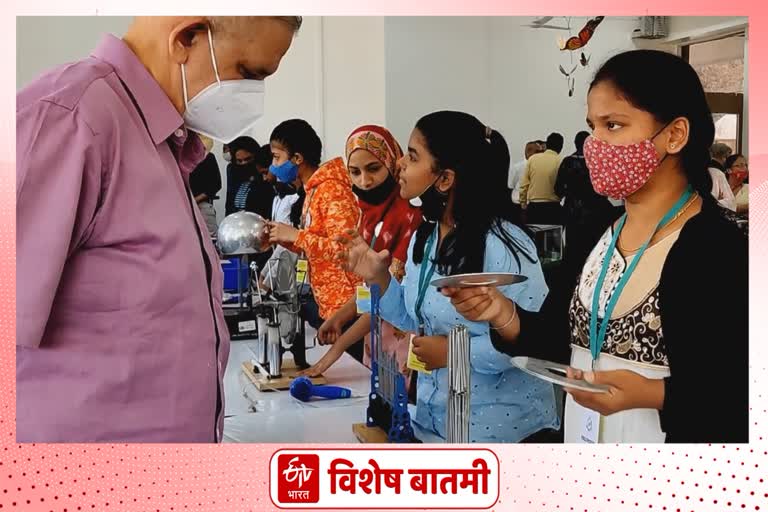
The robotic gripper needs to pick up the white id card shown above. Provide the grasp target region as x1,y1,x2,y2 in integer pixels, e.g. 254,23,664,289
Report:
579,407,601,444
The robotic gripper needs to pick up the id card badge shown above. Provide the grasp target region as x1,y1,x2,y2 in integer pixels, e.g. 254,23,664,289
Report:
296,259,309,285
356,284,371,314
578,406,601,444
406,333,432,374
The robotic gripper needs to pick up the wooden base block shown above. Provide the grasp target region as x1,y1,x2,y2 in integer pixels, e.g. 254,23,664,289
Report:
352,423,391,444
240,361,327,391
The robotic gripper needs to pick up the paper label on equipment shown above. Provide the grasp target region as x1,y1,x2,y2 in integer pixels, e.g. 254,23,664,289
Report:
406,334,432,374
239,320,257,332
355,285,371,314
296,259,309,285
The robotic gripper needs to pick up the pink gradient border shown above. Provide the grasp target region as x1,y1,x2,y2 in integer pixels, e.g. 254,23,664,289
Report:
4,3,767,512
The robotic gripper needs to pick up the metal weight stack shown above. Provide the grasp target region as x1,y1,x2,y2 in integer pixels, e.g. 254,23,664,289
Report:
446,325,471,443
255,313,269,366
266,320,282,379
365,284,418,443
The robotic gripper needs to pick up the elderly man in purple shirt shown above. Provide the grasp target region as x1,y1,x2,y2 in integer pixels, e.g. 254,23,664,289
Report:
16,16,300,442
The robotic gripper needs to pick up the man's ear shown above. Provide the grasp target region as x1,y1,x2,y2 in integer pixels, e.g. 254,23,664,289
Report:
168,17,209,65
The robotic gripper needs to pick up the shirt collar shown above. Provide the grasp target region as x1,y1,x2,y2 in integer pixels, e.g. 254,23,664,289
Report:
92,34,185,146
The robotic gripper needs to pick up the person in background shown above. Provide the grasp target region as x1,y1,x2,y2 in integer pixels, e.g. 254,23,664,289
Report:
225,135,254,215
258,143,275,184
221,143,232,210
708,142,732,174
554,130,614,269
725,153,749,215
258,150,302,291
708,160,736,211
225,135,275,220
299,125,421,381
707,142,735,210
266,119,363,360
337,111,559,443
189,133,222,237
520,132,564,225
16,15,300,442
508,140,544,218
448,49,747,443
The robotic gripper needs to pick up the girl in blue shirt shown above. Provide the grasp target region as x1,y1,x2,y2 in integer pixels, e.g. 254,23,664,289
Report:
338,111,560,442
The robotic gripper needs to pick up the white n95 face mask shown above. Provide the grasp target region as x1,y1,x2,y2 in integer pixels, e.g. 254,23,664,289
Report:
181,28,265,143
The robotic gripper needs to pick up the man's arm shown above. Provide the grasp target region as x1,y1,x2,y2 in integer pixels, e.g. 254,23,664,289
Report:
16,101,104,348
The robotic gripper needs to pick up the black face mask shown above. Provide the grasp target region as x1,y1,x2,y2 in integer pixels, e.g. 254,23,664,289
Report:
235,162,260,179
410,173,449,223
275,181,297,198
352,173,397,205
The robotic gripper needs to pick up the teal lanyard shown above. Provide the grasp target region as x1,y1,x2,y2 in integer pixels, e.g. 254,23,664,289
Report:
589,186,693,367
369,197,396,249
370,221,382,249
415,226,438,335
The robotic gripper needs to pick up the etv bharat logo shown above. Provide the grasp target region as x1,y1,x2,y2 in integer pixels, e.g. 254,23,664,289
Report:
277,454,320,503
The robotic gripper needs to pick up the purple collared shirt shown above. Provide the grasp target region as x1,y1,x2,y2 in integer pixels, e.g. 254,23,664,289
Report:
16,35,230,442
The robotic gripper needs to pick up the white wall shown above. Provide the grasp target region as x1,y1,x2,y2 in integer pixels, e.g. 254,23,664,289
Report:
384,17,491,147
16,17,133,89
489,17,640,162
383,16,748,163
382,16,639,163
322,17,387,158
17,16,749,219
15,16,386,223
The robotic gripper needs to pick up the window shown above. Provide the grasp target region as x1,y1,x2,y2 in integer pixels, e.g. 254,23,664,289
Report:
682,33,746,153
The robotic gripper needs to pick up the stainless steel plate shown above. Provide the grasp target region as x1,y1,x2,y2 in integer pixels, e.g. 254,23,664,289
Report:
430,272,528,289
511,356,609,393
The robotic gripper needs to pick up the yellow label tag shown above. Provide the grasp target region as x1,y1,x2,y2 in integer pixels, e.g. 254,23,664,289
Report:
356,285,371,314
296,259,309,285
356,285,371,301
406,335,431,374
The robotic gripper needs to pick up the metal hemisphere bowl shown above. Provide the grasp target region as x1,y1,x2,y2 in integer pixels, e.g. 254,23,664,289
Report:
217,211,271,255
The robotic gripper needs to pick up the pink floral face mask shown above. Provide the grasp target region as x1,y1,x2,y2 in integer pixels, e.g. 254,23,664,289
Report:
584,126,669,199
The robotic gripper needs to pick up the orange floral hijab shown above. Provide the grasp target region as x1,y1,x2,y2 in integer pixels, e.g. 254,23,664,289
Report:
345,125,404,180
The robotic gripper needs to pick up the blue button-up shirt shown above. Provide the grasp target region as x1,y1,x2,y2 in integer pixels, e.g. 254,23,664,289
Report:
377,222,559,442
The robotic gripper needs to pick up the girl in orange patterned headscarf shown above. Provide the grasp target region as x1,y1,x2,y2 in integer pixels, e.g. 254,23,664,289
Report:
299,125,421,383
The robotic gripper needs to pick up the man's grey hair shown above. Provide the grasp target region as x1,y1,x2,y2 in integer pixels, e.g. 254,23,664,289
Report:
209,16,303,36
272,16,303,31
710,142,733,161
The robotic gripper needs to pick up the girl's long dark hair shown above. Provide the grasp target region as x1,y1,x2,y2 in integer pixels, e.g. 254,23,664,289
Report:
412,111,537,275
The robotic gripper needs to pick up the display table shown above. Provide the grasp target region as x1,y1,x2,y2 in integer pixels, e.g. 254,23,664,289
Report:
222,338,442,443
223,401,443,443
